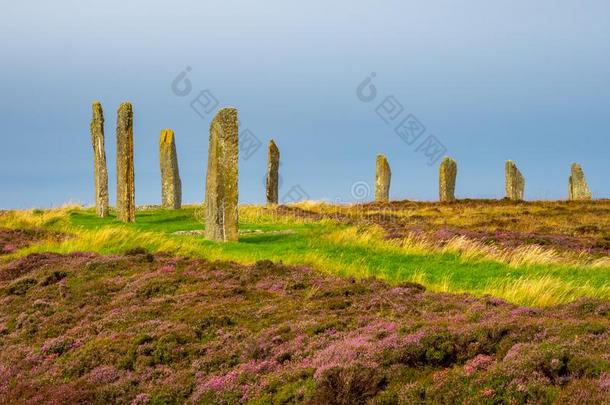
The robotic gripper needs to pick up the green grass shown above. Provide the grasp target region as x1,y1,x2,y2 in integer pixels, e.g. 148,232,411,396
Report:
69,208,306,234
3,206,610,306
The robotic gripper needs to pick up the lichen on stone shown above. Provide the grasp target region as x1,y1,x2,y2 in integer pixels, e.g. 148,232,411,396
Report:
375,154,391,202
160,129,182,209
204,107,239,242
439,156,457,202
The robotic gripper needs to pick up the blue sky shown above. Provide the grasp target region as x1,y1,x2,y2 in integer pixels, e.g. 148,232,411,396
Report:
1,1,610,208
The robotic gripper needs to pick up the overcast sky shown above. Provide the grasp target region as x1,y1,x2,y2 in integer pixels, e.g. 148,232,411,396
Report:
1,1,610,208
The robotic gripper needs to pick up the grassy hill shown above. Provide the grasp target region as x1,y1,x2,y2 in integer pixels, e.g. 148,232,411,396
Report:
1,201,610,403
3,201,610,306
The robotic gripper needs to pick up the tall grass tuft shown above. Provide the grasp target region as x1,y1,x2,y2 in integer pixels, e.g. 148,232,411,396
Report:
485,276,610,307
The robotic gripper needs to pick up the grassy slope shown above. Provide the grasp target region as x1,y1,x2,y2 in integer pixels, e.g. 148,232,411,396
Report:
2,205,610,306
2,249,610,404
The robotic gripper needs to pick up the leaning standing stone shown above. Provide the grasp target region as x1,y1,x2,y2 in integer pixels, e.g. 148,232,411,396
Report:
204,107,239,242
159,129,182,209
439,156,457,202
90,101,109,217
568,163,592,201
505,160,524,201
266,140,280,205
375,154,391,202
116,102,135,222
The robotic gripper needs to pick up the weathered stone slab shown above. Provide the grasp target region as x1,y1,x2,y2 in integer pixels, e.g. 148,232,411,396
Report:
375,154,391,202
116,102,135,222
568,163,592,201
505,160,524,201
204,107,239,242
266,140,280,205
159,129,182,209
90,101,109,217
439,156,457,202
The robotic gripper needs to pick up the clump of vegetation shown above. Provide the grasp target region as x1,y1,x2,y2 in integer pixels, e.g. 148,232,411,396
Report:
6,277,37,295
0,228,62,255
40,270,67,286
313,365,387,404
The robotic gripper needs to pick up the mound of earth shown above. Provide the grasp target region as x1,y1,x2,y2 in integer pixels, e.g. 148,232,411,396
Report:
0,237,609,403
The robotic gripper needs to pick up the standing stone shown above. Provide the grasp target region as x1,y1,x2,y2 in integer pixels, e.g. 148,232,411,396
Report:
266,140,280,205
439,156,457,202
505,160,524,201
159,129,182,209
568,163,592,201
116,102,135,223
204,107,239,242
90,101,109,217
375,154,391,202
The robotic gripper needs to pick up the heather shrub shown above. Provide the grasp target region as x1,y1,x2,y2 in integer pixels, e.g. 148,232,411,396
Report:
254,259,275,270
458,322,541,361
554,378,609,404
136,279,180,298
124,247,150,256
41,336,74,355
395,281,426,292
420,328,459,366
149,334,192,366
325,298,352,310
40,270,67,286
313,364,387,405
268,377,314,403
194,314,236,339
124,247,155,262
13,311,40,337
308,318,347,335
61,337,133,378
1,247,610,403
85,260,120,273
6,277,37,295
393,327,458,367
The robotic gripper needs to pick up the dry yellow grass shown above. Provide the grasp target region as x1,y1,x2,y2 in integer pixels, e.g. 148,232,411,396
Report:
485,275,610,307
0,206,76,229
239,204,322,225
320,225,609,269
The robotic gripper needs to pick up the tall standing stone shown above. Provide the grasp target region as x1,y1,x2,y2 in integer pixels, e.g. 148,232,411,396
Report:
568,163,592,201
204,107,239,242
90,101,109,217
505,160,524,201
116,102,135,223
375,154,391,202
159,129,182,209
439,156,457,202
266,140,280,205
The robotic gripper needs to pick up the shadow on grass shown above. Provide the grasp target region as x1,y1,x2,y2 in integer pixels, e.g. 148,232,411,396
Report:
139,215,192,225
239,233,300,244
